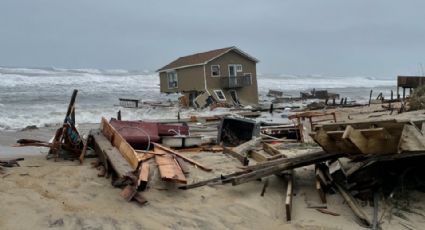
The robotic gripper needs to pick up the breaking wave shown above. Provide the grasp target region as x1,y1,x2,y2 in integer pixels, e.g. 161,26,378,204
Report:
0,67,396,130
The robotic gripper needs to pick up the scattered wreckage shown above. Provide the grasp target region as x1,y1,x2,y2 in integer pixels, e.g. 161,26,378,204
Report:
11,89,425,229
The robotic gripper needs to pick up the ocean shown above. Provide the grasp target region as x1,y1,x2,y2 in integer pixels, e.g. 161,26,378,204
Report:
0,67,396,131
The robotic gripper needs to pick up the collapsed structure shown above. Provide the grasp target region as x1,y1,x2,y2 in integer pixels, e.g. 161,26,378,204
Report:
157,47,259,108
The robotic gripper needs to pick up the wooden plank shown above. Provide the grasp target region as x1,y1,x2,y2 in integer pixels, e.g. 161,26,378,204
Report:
137,162,149,190
285,172,294,221
176,157,190,174
223,147,249,165
79,135,90,164
92,131,133,178
249,150,267,162
153,143,212,171
263,143,283,156
100,117,140,170
154,146,187,184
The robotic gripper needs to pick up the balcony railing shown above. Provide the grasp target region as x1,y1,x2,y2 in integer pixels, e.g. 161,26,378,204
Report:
220,75,252,88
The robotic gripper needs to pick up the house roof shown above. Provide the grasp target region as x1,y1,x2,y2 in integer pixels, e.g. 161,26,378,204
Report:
157,46,259,72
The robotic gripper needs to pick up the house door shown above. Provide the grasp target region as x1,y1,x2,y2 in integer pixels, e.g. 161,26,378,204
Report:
228,65,238,87
228,65,237,77
229,90,240,105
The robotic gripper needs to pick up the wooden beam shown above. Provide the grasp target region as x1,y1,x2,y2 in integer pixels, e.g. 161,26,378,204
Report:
263,143,283,156
223,147,249,165
285,172,294,221
137,162,149,190
249,150,267,162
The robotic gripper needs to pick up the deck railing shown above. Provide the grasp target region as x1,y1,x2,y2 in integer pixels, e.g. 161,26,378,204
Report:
220,75,252,88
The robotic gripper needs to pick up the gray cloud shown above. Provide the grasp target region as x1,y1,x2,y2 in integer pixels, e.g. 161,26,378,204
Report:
1,0,425,77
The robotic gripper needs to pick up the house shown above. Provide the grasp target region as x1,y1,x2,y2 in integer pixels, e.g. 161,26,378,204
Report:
157,46,259,107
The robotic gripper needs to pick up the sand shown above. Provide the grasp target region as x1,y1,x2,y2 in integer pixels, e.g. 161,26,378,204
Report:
1,106,425,230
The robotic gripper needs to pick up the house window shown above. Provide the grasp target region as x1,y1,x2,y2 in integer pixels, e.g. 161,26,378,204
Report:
236,64,243,72
213,90,226,101
167,71,178,89
211,65,220,77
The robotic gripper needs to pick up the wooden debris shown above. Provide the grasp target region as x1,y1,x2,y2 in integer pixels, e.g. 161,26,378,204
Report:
79,134,93,164
133,193,148,205
92,131,133,179
263,142,283,156
101,117,140,169
334,182,371,227
120,185,138,202
260,178,269,196
137,163,149,190
285,171,294,221
153,143,212,172
0,158,24,167
154,146,187,184
231,152,344,186
316,208,340,216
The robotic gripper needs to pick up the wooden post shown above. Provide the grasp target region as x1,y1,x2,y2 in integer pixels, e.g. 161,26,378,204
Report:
269,104,274,114
285,171,294,221
368,90,373,106
117,110,121,121
403,88,406,99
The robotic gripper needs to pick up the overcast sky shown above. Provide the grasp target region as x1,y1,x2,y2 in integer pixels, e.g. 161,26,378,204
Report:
1,0,425,77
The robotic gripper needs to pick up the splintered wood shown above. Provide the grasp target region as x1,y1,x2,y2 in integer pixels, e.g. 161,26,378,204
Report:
154,146,187,184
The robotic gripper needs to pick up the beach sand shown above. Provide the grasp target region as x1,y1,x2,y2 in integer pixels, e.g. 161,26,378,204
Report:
1,105,425,230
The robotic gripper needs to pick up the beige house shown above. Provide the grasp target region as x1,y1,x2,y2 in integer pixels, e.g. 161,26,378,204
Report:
157,46,259,107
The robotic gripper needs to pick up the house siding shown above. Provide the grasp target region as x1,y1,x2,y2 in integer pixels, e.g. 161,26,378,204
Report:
206,50,259,105
159,65,205,93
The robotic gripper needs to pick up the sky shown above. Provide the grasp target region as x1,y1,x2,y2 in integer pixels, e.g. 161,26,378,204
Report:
1,0,425,77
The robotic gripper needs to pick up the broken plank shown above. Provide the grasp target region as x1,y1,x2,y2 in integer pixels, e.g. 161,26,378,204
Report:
154,146,187,184
249,150,267,162
137,162,149,191
263,142,283,156
153,143,212,171
223,147,249,165
285,171,294,221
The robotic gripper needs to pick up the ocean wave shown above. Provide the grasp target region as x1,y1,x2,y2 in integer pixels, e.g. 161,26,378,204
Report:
0,67,398,130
